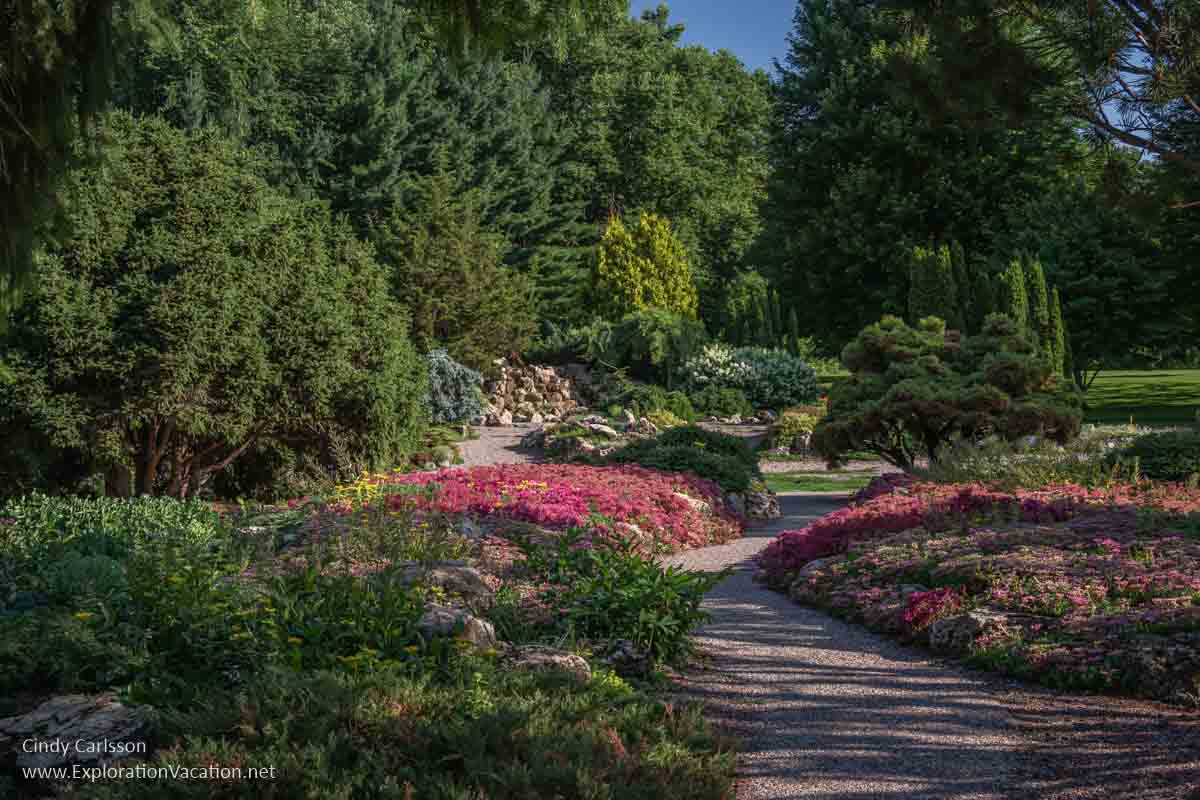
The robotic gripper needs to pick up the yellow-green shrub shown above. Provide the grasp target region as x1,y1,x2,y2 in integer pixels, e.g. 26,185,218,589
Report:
594,212,699,320
772,407,824,449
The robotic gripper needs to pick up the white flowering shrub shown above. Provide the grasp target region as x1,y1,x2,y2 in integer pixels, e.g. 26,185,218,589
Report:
681,344,817,409
681,344,753,389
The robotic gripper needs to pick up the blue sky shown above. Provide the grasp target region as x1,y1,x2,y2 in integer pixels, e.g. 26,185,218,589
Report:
630,0,796,73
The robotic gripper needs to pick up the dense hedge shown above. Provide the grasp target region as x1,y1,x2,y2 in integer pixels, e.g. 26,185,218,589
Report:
611,425,760,493
1109,429,1200,483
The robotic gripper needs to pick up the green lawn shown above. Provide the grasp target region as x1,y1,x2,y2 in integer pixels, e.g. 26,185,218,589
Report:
1083,370,1200,427
764,472,875,493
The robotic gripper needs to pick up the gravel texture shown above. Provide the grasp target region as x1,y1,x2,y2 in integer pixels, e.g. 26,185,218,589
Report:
456,423,542,466
666,492,1200,800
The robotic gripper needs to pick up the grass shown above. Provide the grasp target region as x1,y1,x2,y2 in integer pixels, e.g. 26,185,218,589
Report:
764,472,875,493
1083,369,1200,427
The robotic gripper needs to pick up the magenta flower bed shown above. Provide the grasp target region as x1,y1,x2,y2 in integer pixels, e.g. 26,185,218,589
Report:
360,464,742,551
763,474,1200,704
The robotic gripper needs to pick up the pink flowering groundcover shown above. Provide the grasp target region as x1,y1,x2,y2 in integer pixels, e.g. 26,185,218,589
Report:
760,474,1200,705
305,463,744,552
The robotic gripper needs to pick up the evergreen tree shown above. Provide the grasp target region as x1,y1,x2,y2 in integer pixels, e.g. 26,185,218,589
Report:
972,263,998,329
997,257,1030,330
788,307,802,356
908,244,960,328
1049,286,1067,377
594,212,699,320
950,240,974,332
1024,254,1051,351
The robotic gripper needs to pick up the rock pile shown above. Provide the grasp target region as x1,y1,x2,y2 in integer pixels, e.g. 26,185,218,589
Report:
482,360,594,426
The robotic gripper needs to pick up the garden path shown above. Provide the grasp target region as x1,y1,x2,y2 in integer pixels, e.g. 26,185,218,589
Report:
666,492,1200,800
457,423,543,466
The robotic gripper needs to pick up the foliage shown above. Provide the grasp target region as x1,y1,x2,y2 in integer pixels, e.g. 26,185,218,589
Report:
1024,254,1051,350
606,381,696,422
771,407,825,450
529,7,773,319
371,169,537,370
996,257,1030,331
682,343,818,409
594,309,708,388
764,477,1200,705
908,244,960,329
689,385,754,419
1109,430,1200,484
522,533,730,665
812,315,1083,469
594,212,700,320
611,444,756,494
758,0,1085,348
736,347,821,409
920,432,1142,491
611,425,760,494
341,463,742,551
426,349,485,425
0,113,427,499
1049,287,1068,378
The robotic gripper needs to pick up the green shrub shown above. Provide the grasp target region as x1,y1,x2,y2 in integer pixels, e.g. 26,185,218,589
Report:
1109,430,1200,483
594,211,699,320
922,434,1139,490
611,426,759,493
652,425,759,474
595,309,708,388
522,533,730,665
771,408,824,449
813,315,1082,469
690,385,754,418
426,349,485,424
1,113,427,500
612,444,755,493
736,347,820,408
371,169,537,372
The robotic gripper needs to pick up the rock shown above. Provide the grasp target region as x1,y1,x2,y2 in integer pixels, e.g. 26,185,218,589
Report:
417,605,497,648
520,426,548,449
528,412,544,425
729,415,742,424
396,562,494,609
630,417,659,437
509,645,591,682
743,487,781,520
581,414,608,425
486,410,513,426
725,494,746,516
585,422,620,439
757,410,777,422
788,556,840,594
672,491,711,514
928,610,1012,654
603,639,653,679
0,694,149,770
620,409,637,426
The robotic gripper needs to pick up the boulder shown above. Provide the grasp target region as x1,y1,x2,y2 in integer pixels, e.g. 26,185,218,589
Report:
630,417,659,437
486,410,513,427
672,491,711,514
528,412,544,425
396,562,494,609
620,409,637,426
788,556,841,597
757,410,777,422
928,610,1012,654
603,639,653,679
585,423,620,439
508,645,590,682
0,694,149,770
743,487,782,520
417,605,497,649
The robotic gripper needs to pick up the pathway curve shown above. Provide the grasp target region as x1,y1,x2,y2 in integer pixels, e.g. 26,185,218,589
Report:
666,492,1200,800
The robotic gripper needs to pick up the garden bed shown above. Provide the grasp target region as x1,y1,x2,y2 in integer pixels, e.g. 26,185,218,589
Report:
758,475,1200,705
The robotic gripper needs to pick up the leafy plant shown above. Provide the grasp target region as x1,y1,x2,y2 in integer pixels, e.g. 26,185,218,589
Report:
594,309,709,388
690,385,754,418
523,532,730,665
594,211,699,320
426,349,485,424
1109,429,1200,484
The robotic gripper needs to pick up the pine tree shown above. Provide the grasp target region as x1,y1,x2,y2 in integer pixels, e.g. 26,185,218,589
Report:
997,256,1029,329
1049,286,1067,377
908,244,959,327
1024,254,1051,351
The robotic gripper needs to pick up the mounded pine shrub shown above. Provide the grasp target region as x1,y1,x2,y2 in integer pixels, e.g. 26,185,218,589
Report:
426,349,485,424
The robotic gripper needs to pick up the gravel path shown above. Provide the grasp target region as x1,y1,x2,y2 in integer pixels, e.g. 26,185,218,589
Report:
666,492,1200,800
456,424,541,466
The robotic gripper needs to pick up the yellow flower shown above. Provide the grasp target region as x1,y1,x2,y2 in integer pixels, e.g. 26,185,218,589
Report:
404,645,421,654
287,636,303,646
73,611,96,622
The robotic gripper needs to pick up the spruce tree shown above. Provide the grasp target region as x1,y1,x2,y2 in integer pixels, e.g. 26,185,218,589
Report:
997,256,1029,329
1024,254,1051,351
908,244,959,327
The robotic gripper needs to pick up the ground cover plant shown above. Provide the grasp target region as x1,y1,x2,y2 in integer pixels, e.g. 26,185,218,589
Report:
610,426,761,494
0,472,738,798
320,463,743,552
758,475,1200,705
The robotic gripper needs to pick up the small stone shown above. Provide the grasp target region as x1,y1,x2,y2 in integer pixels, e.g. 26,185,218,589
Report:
928,610,1012,654
603,639,653,679
672,491,711,514
620,409,637,426
397,563,494,609
417,605,497,648
528,412,544,425
509,645,591,682
585,423,620,439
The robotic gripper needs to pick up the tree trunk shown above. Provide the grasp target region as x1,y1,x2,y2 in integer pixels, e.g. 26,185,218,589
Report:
104,465,132,498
